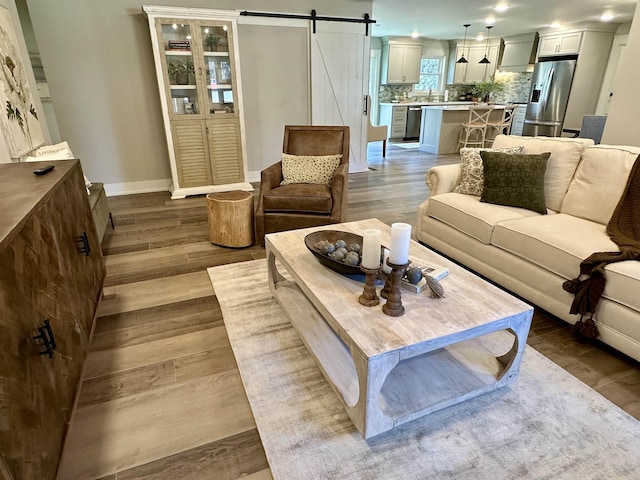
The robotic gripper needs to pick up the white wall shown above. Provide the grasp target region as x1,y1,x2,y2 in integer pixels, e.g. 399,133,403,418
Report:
602,7,640,145
238,23,309,181
24,0,372,195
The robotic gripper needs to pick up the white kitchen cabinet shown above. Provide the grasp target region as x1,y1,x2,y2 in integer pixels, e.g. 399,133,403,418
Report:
379,104,408,140
143,5,252,199
562,29,615,130
381,41,422,84
510,105,527,135
453,45,499,83
538,32,582,56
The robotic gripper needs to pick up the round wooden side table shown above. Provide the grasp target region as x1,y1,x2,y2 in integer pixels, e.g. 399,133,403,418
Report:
206,191,254,247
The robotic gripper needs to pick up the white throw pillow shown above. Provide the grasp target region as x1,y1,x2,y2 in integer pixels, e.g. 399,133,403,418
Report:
24,142,92,194
453,146,524,196
561,145,640,225
280,153,342,186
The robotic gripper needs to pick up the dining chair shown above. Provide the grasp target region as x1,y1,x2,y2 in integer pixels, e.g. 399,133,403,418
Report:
458,105,494,150
485,104,519,147
366,95,388,157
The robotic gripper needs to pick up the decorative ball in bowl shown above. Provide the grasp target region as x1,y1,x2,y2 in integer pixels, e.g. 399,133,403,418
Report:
304,230,384,275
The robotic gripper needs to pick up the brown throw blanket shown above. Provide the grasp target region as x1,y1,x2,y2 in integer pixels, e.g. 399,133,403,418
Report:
563,154,640,338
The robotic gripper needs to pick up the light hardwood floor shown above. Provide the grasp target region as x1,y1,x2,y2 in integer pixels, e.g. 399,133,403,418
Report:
59,143,639,479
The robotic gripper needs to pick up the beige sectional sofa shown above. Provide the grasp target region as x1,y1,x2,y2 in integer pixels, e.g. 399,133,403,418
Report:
416,134,640,362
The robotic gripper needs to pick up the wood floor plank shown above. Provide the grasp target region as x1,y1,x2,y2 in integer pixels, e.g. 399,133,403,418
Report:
115,429,268,480
174,344,238,382
97,271,214,317
91,303,222,352
84,325,230,379
94,295,220,336
59,370,256,480
78,360,175,408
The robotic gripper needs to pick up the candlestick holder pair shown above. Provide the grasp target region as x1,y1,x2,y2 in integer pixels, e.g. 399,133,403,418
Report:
359,259,410,316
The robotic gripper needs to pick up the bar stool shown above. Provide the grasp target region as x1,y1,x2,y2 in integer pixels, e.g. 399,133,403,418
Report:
458,105,494,150
485,104,519,147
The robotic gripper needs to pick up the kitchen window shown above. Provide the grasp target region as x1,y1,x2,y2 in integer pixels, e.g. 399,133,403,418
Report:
415,56,445,93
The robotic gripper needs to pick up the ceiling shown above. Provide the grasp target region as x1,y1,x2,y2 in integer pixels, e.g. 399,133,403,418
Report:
371,0,637,40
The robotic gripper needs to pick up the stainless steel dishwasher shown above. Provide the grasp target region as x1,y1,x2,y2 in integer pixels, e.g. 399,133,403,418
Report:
404,107,422,140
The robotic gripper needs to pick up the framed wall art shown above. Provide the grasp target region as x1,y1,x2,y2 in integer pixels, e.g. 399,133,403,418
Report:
0,2,43,158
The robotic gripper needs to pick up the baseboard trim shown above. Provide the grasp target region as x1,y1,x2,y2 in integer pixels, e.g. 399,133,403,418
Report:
104,179,171,197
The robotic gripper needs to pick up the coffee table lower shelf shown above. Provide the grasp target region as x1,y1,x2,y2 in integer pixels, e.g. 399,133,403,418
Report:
270,277,530,439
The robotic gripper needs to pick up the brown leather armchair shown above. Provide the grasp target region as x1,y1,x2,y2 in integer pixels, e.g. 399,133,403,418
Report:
255,125,350,245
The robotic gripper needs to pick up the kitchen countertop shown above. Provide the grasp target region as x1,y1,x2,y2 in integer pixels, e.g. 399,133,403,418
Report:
421,104,507,111
379,101,474,107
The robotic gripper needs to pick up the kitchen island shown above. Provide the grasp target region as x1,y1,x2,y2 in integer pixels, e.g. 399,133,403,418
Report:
419,104,506,154
378,101,473,141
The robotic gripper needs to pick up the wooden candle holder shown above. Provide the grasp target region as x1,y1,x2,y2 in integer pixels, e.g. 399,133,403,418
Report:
380,273,392,299
382,260,410,317
359,265,380,307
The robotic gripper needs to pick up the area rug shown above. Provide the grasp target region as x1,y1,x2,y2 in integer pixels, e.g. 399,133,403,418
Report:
208,260,640,480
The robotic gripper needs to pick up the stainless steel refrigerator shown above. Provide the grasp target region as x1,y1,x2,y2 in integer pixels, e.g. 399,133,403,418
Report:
523,59,576,137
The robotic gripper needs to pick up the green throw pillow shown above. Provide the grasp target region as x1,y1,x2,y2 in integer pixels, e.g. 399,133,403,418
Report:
479,151,551,214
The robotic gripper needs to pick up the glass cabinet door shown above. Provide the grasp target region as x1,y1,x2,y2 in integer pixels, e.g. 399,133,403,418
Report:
158,21,200,115
199,23,235,115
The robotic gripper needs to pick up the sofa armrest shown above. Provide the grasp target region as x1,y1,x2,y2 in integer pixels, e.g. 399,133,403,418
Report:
426,164,462,196
330,162,348,222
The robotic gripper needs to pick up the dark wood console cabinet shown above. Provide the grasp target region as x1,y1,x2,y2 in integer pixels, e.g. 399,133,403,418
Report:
0,160,106,480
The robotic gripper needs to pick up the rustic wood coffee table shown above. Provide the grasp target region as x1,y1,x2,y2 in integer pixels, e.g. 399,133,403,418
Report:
265,219,533,439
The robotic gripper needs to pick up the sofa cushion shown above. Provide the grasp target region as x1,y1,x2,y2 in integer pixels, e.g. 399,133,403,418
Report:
427,192,540,245
491,213,640,313
480,151,550,214
264,183,332,214
561,145,640,225
280,153,342,186
453,146,524,196
491,134,594,211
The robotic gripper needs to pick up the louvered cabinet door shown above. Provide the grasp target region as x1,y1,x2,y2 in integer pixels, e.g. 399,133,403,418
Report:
206,116,244,185
171,118,213,187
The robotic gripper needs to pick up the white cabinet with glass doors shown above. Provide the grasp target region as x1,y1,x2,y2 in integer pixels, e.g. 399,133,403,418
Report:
143,6,252,199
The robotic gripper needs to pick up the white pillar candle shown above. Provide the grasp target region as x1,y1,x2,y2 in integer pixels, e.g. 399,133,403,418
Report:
382,248,392,274
389,223,411,265
361,229,382,269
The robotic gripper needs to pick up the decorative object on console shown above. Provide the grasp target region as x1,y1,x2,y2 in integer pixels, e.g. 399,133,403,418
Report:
381,258,410,316
305,230,380,276
360,228,381,269
382,222,412,315
479,151,551,214
359,228,382,307
388,222,411,264
358,264,380,307
425,276,446,298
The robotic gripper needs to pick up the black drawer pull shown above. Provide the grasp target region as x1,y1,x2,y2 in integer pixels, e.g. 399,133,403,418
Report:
33,319,57,358
77,231,91,256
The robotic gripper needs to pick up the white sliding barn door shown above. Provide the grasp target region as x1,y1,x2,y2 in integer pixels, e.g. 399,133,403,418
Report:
310,22,370,173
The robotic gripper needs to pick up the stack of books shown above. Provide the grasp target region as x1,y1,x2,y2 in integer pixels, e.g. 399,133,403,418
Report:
167,41,191,51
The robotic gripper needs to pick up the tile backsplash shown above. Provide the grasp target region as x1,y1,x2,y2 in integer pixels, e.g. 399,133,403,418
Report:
492,71,533,103
378,71,532,104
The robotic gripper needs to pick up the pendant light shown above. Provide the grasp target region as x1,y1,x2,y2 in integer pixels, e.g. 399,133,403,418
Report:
479,25,493,64
456,24,470,64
